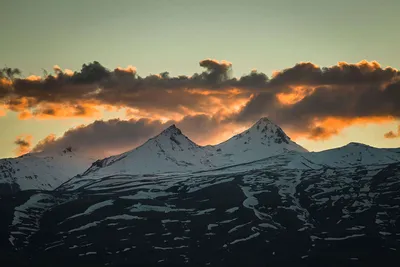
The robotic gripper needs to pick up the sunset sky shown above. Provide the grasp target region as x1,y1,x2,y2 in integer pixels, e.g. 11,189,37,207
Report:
1,0,399,158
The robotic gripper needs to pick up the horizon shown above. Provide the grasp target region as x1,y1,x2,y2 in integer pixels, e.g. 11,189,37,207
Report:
1,0,400,158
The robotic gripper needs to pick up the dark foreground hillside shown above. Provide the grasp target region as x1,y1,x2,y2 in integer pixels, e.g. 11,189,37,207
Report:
1,160,400,266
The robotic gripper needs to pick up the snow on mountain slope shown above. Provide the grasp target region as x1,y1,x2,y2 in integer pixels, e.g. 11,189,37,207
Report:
213,117,308,165
81,118,309,178
0,147,95,193
288,142,400,169
82,125,217,177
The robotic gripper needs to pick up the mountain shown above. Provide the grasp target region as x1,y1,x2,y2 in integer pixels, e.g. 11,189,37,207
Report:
288,142,400,169
0,147,95,194
1,117,399,193
214,117,308,165
3,118,308,192
1,118,400,266
82,125,216,177
80,118,308,179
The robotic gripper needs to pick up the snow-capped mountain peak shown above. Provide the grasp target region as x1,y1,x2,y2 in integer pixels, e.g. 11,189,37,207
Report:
144,124,200,152
160,124,181,135
82,125,213,177
77,117,309,178
213,117,308,165
245,117,291,144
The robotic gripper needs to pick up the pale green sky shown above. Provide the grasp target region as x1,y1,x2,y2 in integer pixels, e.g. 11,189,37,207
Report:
1,0,399,158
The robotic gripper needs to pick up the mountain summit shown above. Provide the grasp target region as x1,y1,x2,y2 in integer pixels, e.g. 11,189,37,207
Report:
214,117,307,164
159,124,182,135
83,124,215,177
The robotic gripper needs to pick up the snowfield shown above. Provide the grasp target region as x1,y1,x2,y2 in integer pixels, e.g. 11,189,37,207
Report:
0,148,95,193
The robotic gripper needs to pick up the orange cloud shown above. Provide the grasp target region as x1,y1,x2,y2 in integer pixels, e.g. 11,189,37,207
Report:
26,75,42,81
297,116,396,140
64,69,74,76
384,125,400,139
0,77,13,86
115,65,137,74
276,86,316,105
17,103,101,120
53,65,74,76
0,106,6,116
5,97,37,112
14,135,33,156
336,60,398,72
18,110,32,119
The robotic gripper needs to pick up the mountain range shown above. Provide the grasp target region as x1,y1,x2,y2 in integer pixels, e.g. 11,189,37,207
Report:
1,117,399,194
1,117,399,266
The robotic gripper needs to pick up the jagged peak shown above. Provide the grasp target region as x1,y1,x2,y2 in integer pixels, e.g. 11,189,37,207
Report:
256,117,273,124
148,124,200,148
160,124,182,136
249,118,289,140
252,117,280,129
223,117,291,145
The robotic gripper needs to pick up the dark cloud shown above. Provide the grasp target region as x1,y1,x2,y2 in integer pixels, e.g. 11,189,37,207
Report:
31,114,239,157
237,70,269,88
14,138,30,148
198,59,232,83
32,118,166,157
2,59,400,140
0,67,21,80
234,92,277,123
384,125,400,139
14,135,32,156
234,81,400,135
307,126,339,140
269,61,399,88
175,114,238,145
1,59,270,118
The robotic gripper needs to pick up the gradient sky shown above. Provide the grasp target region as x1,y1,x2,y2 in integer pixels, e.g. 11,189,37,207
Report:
1,0,399,158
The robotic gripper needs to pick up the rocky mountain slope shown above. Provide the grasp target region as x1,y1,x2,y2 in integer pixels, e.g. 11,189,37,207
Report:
214,117,308,164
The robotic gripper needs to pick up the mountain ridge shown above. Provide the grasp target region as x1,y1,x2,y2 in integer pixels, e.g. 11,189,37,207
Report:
1,117,399,193
80,117,308,178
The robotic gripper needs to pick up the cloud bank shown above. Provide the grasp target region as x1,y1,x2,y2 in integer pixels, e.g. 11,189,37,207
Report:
2,59,400,155
31,115,239,157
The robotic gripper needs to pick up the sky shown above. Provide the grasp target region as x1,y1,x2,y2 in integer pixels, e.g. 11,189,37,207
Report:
1,0,399,158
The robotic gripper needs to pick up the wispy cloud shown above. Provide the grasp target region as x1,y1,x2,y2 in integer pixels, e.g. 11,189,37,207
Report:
14,135,33,156
384,125,400,139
